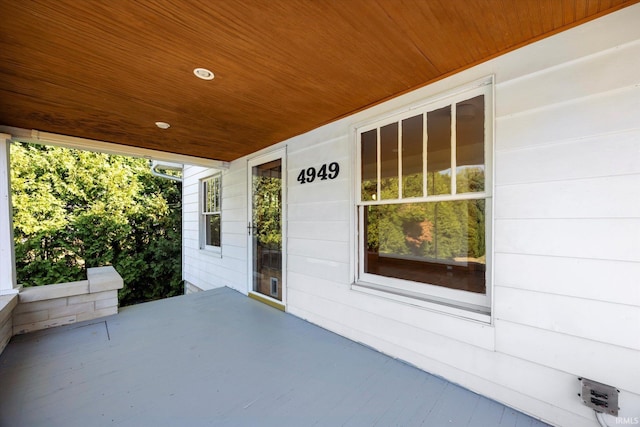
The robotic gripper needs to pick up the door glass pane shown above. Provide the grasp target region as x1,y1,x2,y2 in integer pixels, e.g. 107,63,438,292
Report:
402,114,423,198
252,160,282,301
361,129,377,201
456,95,485,193
427,106,452,195
364,200,485,294
380,123,398,200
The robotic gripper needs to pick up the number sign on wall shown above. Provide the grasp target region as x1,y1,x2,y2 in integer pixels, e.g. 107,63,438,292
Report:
296,162,340,184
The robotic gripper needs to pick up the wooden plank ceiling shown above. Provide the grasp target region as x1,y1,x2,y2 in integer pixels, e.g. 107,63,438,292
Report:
0,0,636,162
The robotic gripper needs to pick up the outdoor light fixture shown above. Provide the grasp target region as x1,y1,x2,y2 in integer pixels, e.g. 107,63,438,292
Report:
193,67,214,80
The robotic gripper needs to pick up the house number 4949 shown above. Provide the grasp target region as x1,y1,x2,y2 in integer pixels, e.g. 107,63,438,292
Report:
296,162,340,184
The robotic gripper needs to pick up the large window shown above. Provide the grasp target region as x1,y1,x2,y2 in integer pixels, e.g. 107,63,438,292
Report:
357,82,492,311
201,174,221,249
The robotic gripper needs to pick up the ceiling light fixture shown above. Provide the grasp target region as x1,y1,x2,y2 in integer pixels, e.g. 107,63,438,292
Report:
193,67,214,80
155,121,171,129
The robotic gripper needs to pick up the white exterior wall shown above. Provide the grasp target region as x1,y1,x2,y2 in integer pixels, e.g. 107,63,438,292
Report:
183,162,247,292
182,6,640,426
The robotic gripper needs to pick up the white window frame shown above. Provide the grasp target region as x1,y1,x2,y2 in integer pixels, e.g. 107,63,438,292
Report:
200,173,222,253
353,78,494,319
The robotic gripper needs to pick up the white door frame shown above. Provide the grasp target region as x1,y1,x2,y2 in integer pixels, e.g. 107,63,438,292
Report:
247,148,287,310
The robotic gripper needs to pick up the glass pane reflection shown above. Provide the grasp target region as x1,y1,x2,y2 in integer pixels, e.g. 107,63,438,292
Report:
427,106,451,195
402,114,423,198
361,129,377,201
380,123,398,200
364,200,486,294
456,95,485,193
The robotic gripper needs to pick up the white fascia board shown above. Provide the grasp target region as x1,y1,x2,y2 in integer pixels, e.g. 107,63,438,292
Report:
0,126,229,170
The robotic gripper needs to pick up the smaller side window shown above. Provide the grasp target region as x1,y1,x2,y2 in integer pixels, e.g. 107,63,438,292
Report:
201,174,221,249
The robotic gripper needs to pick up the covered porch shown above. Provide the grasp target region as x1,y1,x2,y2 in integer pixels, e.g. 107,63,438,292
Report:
0,287,548,426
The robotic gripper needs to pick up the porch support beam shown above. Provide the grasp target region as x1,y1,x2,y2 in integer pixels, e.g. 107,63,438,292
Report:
0,126,229,170
0,134,17,295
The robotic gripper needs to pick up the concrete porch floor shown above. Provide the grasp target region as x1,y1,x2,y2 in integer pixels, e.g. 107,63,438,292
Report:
0,287,549,426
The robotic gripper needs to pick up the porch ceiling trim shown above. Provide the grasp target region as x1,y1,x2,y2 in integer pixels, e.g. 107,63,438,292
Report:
0,126,228,169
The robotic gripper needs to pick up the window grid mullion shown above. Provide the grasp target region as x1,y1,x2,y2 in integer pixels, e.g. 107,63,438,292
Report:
398,119,403,199
376,127,381,201
423,113,428,198
451,102,457,196
357,191,487,206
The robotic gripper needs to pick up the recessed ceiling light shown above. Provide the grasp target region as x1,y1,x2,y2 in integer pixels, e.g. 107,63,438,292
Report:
155,121,171,129
193,67,214,80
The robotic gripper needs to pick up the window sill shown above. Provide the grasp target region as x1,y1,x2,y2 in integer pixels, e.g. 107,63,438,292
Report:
200,246,222,258
351,281,491,324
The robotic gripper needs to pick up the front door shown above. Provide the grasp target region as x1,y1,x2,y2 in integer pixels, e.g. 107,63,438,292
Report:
248,151,285,307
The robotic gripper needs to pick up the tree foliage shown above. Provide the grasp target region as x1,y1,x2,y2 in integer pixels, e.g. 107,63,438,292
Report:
252,174,281,249
367,169,486,263
10,142,182,306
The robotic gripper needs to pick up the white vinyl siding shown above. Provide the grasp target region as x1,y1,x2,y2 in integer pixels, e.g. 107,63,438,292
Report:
488,10,640,424
183,164,247,292
181,6,640,426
